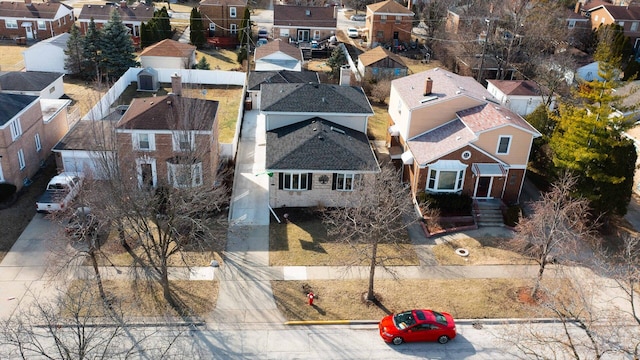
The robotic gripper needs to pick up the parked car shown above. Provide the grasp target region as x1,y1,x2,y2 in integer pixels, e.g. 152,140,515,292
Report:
347,27,359,38
350,14,366,21
256,38,268,47
379,309,457,345
36,172,83,213
65,207,98,241
258,28,269,39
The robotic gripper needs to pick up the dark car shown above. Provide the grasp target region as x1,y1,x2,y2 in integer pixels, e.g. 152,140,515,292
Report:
65,207,98,241
258,28,269,39
379,309,457,345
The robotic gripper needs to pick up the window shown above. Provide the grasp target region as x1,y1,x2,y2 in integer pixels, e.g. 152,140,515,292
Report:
37,20,46,30
619,21,625,27
172,132,193,151
281,28,289,37
334,173,358,191
397,99,402,114
35,133,41,152
594,15,599,21
395,16,401,24
230,23,237,34
10,118,22,141
49,86,55,94
313,30,320,40
17,149,25,170
568,20,575,29
230,7,237,18
209,22,215,31
376,30,384,38
426,160,466,192
380,15,387,23
496,136,511,154
632,22,639,32
134,133,155,151
281,172,311,190
5,19,17,29
168,162,203,188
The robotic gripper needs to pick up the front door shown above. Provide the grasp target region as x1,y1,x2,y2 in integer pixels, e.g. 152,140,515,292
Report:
475,176,491,198
298,29,310,42
24,24,33,39
140,163,153,189
393,31,399,40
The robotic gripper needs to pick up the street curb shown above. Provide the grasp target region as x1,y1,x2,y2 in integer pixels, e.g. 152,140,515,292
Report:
284,318,563,326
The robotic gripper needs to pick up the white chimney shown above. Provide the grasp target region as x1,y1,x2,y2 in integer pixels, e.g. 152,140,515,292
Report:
339,65,351,86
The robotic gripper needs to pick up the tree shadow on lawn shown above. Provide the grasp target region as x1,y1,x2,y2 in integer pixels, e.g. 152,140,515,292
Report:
200,49,236,64
271,207,329,251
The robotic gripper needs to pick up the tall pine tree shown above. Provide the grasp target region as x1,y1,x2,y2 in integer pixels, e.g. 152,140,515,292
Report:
190,8,205,49
82,18,102,80
100,10,139,81
550,24,637,217
64,25,84,76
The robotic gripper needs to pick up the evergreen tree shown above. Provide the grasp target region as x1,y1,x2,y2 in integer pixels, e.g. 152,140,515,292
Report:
549,24,637,217
190,8,205,49
195,56,210,70
64,25,84,76
82,18,102,80
327,46,347,80
155,7,172,40
100,10,139,80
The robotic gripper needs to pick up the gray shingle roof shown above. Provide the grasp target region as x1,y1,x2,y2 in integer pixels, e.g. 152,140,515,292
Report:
261,83,373,114
247,70,319,91
266,117,379,171
0,71,63,92
0,93,38,125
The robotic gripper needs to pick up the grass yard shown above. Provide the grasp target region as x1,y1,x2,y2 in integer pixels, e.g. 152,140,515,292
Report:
195,49,243,71
433,236,533,266
272,278,569,321
269,211,419,266
65,279,218,317
368,102,390,140
0,43,26,71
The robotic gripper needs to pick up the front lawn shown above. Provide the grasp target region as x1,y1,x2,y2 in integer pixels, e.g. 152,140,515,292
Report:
433,236,534,266
269,209,419,266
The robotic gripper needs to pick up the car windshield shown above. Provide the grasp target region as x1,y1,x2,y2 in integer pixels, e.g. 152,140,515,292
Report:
432,311,448,326
393,311,416,330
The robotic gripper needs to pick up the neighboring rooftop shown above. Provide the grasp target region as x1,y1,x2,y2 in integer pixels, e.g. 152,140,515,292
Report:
260,83,373,114
487,80,545,96
53,120,117,151
27,33,70,50
0,93,38,125
367,0,414,15
78,3,154,22
139,39,196,58
255,39,303,61
457,103,540,135
117,94,219,131
266,117,379,171
589,4,640,19
0,71,63,92
0,0,72,19
199,0,247,6
273,5,337,27
247,70,319,91
358,46,407,67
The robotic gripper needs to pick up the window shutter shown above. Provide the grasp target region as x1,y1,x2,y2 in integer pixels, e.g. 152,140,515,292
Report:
307,173,312,190
278,173,283,189
332,173,337,190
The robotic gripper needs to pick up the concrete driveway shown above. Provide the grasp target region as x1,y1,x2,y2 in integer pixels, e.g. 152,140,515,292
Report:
0,214,63,320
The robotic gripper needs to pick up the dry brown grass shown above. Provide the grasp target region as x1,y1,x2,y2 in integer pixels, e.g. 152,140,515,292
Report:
368,102,390,140
0,43,25,70
195,49,242,71
405,58,444,75
269,216,419,266
433,236,533,265
65,279,218,317
63,78,106,116
272,278,569,321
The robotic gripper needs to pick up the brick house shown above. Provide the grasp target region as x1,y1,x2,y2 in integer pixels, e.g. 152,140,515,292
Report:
273,5,337,43
0,93,71,190
78,2,155,47
365,0,414,47
199,0,247,48
261,83,380,208
114,75,220,189
0,0,74,41
387,68,540,204
588,4,640,52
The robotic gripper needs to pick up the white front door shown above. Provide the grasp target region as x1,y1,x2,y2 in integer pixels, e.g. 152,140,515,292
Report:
297,29,310,42
24,23,33,39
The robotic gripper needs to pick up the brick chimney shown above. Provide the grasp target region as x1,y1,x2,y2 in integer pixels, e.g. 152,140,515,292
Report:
424,77,433,96
24,0,32,6
171,73,182,96
119,0,127,8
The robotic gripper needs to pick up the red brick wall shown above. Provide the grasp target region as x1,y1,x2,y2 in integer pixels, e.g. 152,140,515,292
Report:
370,14,412,44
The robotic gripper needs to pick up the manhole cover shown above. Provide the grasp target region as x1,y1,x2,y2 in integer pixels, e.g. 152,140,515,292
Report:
472,322,483,329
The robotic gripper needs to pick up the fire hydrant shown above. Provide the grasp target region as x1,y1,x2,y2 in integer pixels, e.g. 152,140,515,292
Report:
307,291,315,306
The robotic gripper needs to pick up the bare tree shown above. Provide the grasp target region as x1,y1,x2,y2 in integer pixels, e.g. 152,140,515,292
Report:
509,173,592,297
322,164,417,302
370,79,392,104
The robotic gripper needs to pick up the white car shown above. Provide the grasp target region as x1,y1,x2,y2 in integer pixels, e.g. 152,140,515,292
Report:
347,28,359,38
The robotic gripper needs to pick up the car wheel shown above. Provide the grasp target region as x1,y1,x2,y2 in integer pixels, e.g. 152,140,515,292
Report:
392,337,403,345
438,335,449,344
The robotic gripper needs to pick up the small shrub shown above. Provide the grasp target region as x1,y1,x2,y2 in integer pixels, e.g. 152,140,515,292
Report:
504,205,521,227
0,183,17,203
419,192,472,215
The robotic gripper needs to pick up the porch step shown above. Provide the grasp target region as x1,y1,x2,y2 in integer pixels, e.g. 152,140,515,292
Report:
474,200,505,227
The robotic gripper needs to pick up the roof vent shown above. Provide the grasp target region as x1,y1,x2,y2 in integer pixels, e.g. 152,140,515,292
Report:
88,4,91,7
456,136,461,140
456,90,462,94
322,97,326,103
420,95,438,103
331,126,345,134
505,116,511,120
150,101,154,105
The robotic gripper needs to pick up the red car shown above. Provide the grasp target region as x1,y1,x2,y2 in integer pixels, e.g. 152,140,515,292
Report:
379,309,457,345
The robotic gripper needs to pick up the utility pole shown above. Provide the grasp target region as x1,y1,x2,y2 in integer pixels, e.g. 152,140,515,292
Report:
477,18,491,84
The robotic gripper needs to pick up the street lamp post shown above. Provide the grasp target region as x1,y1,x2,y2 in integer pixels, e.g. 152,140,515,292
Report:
476,18,491,84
